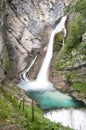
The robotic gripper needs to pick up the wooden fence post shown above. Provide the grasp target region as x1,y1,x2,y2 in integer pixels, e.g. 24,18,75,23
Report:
32,99,34,122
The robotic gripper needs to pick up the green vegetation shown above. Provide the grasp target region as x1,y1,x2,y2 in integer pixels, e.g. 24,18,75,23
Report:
0,82,72,130
55,56,73,69
3,45,10,70
0,95,11,121
63,0,86,54
0,0,10,20
73,82,86,93
64,71,76,81
0,0,6,15
74,0,86,17
54,32,63,51
64,16,86,54
54,0,86,97
65,0,86,17
55,0,86,68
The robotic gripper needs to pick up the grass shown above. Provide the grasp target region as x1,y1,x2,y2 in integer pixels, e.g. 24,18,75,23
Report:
3,45,10,70
55,56,74,69
0,82,72,130
0,96,11,121
73,82,86,93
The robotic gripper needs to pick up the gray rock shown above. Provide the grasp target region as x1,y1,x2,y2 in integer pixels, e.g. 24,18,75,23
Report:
0,15,4,83
82,33,86,42
3,0,65,78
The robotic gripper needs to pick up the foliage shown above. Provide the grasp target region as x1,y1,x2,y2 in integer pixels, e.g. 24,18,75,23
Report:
0,95,11,121
64,16,86,53
0,84,72,130
65,0,86,17
3,45,10,70
54,0,86,95
74,0,86,17
79,42,86,55
52,0,86,110
26,120,71,130
54,32,64,43
73,82,86,93
0,0,10,18
55,56,72,69
64,71,76,80
54,32,63,51
64,0,74,14
63,0,86,54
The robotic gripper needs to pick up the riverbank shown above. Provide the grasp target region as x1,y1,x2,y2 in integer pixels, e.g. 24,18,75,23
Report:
0,80,72,130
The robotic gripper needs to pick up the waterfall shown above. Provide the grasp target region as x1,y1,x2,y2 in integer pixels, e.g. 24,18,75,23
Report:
37,16,67,81
18,15,67,91
17,16,86,130
20,56,37,81
44,109,86,130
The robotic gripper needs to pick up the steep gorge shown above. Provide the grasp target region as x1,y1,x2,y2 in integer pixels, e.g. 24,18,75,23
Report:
52,0,86,104
0,0,66,83
0,0,86,104
0,0,86,129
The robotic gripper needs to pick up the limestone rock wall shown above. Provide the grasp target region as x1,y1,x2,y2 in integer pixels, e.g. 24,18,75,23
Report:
0,25,4,83
0,1,4,83
3,0,65,79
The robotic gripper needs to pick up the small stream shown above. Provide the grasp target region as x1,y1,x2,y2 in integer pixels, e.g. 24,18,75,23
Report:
18,16,86,130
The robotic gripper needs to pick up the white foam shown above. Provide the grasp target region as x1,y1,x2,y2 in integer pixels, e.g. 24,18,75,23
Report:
44,109,86,130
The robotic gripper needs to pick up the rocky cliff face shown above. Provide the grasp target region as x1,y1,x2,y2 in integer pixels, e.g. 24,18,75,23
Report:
53,0,86,104
0,1,4,83
0,27,4,83
0,0,65,81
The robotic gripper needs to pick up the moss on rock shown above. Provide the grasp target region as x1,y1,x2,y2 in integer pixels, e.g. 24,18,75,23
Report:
73,82,86,93
54,32,63,51
3,45,10,71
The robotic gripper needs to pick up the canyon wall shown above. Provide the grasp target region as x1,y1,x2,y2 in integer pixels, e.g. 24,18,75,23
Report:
0,1,4,83
53,0,86,103
0,0,66,82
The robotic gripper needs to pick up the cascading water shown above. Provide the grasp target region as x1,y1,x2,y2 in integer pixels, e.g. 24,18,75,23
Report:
36,16,67,81
18,16,67,91
20,55,37,81
44,109,86,130
18,15,84,107
18,16,86,130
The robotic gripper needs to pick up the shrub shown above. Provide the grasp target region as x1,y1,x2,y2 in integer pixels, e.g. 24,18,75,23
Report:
0,95,11,121
64,16,86,53
73,82,86,93
3,45,10,70
74,0,86,17
54,32,63,51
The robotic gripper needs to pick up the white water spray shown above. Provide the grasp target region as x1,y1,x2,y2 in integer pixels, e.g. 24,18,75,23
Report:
20,56,37,81
44,109,86,130
18,16,67,91
18,16,86,130
37,16,67,81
